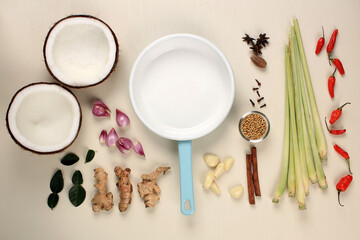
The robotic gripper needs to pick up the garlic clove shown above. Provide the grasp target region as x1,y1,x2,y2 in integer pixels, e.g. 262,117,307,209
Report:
116,137,133,154
224,157,235,171
203,153,220,167
99,130,107,144
133,140,145,157
214,162,225,178
92,100,111,117
210,181,221,195
202,171,215,189
230,185,244,199
116,109,130,127
106,128,118,147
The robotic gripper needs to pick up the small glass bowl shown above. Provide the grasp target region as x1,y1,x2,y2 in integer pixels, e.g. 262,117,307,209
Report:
238,111,270,143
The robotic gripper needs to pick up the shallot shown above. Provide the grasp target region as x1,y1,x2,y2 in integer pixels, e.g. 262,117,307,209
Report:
92,101,111,117
99,130,107,144
133,141,145,157
106,128,118,147
116,137,133,154
116,109,130,127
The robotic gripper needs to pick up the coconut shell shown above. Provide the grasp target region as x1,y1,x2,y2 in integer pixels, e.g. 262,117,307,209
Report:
6,82,82,154
43,15,119,88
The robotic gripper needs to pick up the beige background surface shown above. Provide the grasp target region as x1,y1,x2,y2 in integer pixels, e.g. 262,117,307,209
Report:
1,0,360,239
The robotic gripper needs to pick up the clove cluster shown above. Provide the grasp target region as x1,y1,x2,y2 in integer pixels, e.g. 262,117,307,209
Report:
249,79,266,108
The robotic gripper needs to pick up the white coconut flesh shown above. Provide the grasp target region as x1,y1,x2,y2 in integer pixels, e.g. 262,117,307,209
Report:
44,16,117,87
7,84,81,153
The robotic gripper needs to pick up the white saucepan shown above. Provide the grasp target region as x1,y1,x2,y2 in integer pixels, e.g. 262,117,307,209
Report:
129,34,234,215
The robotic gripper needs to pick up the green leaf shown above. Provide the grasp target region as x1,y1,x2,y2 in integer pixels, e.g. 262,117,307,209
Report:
69,184,86,207
48,193,59,210
72,170,83,185
50,170,64,193
61,153,79,166
85,149,95,163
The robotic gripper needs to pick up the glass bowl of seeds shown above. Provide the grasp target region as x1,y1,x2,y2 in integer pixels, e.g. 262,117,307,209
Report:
238,111,270,143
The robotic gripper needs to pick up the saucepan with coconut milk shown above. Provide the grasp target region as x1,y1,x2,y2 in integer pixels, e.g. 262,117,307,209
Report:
129,34,235,215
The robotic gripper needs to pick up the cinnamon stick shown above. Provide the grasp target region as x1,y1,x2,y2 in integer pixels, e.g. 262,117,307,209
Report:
251,147,261,196
246,154,255,205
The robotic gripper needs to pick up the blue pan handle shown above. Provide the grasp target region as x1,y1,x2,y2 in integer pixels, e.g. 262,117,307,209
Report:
178,140,195,215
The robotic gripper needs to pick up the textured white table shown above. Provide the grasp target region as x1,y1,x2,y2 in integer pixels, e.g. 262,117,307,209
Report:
1,0,360,239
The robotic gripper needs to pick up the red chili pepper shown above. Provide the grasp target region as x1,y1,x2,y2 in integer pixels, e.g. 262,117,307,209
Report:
328,69,336,98
336,174,353,207
334,144,352,174
327,29,338,56
331,58,345,75
325,117,346,135
329,129,346,135
315,27,325,55
329,102,351,124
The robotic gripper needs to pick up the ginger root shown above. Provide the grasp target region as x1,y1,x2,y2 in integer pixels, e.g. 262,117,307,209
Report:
137,166,170,208
114,166,132,212
91,168,113,212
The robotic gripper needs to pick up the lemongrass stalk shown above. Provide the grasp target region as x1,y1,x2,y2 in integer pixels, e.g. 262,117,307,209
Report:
289,27,306,209
293,18,327,161
288,130,295,197
286,44,295,198
292,35,309,196
300,90,318,184
296,43,328,191
272,45,291,203
294,40,318,184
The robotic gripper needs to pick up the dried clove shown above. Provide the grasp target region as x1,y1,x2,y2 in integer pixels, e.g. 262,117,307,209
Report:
257,97,264,103
250,99,255,107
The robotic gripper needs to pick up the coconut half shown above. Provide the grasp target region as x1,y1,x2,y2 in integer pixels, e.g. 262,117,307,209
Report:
6,83,82,154
43,15,119,88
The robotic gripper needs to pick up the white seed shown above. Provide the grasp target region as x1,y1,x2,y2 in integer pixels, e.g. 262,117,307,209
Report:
224,157,235,171
230,185,244,199
202,171,215,189
203,153,220,167
214,162,225,178
210,181,220,195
